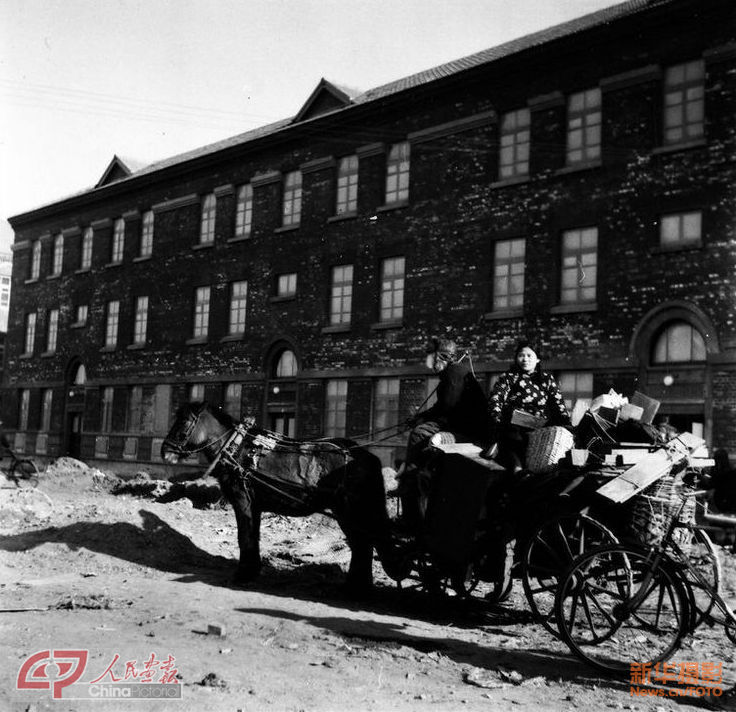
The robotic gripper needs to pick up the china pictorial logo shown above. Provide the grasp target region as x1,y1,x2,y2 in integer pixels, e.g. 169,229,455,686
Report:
17,649,182,700
630,661,725,699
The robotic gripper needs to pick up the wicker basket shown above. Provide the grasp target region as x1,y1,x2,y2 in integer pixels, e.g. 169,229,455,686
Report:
526,426,575,474
625,476,696,548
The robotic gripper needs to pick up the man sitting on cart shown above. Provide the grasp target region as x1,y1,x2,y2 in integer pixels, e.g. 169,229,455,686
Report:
399,337,489,529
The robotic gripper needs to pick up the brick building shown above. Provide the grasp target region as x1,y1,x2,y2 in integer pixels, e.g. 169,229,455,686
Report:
4,0,736,472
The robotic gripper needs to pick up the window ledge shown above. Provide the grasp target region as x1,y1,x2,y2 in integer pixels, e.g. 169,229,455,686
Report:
227,235,251,243
274,224,300,233
133,255,152,263
490,175,529,189
220,334,244,343
70,322,87,329
651,243,702,255
104,261,123,269
376,200,409,214
185,337,208,346
555,161,602,176
46,273,61,281
371,319,403,331
327,212,358,223
550,302,598,315
321,324,351,334
40,351,56,358
19,353,33,359
99,346,117,353
126,343,146,350
192,242,214,250
75,268,91,275
652,139,706,156
270,295,296,303
483,309,524,321
24,278,39,285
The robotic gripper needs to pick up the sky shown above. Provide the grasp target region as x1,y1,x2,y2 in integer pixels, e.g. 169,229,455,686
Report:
0,0,621,252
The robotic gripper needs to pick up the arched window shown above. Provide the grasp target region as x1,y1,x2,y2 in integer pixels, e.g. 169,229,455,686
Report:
274,349,297,378
73,363,87,385
652,321,706,364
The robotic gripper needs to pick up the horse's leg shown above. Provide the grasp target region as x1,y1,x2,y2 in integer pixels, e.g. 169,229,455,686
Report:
219,473,261,585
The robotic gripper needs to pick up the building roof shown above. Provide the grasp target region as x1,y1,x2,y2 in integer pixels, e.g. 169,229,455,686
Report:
12,0,671,219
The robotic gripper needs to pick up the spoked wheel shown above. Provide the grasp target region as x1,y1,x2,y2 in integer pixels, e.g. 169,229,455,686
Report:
667,528,721,630
555,544,690,676
10,459,40,488
521,512,617,636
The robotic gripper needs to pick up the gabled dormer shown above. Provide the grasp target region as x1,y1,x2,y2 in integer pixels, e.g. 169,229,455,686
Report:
293,78,358,123
95,155,146,188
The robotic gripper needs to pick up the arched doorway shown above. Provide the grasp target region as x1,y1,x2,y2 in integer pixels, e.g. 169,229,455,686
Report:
266,344,298,437
631,302,718,441
64,359,87,458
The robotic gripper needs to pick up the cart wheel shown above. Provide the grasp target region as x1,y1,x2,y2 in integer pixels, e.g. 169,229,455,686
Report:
555,544,690,676
726,618,736,646
521,512,617,637
667,528,720,631
10,459,40,488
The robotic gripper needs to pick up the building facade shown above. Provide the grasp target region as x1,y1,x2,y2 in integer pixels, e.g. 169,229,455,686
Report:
4,0,736,471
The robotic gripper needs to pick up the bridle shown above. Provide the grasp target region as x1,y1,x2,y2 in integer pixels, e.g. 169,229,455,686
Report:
161,403,232,459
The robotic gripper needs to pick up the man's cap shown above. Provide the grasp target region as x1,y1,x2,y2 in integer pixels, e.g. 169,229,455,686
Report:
430,338,458,357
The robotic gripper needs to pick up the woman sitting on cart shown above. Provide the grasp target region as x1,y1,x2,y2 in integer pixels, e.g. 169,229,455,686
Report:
484,341,571,473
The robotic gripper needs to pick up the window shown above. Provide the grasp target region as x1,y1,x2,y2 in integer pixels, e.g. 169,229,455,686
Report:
111,218,125,263
329,265,353,326
51,234,63,275
75,305,88,326
40,389,53,432
282,171,302,227
223,383,242,419
19,389,30,430
127,386,143,432
229,281,248,334
81,227,93,269
24,312,36,354
558,372,594,424
566,88,601,164
652,321,706,363
101,386,114,432
234,184,253,238
373,378,400,433
336,155,359,215
30,240,41,280
46,309,59,353
139,210,154,258
276,273,297,298
561,227,597,304
379,256,405,322
133,296,149,345
660,211,701,249
199,193,216,244
385,141,410,204
499,108,530,179
493,238,525,311
324,380,348,437
275,349,298,378
105,301,120,348
193,286,211,338
664,60,704,145
189,383,205,402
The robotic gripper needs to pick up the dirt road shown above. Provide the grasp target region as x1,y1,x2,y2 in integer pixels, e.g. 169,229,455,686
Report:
1,460,734,712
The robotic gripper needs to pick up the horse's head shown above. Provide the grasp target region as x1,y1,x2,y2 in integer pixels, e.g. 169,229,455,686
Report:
160,402,231,464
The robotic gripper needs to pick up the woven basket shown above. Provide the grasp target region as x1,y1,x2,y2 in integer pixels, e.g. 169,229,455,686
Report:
526,426,575,474
625,476,696,549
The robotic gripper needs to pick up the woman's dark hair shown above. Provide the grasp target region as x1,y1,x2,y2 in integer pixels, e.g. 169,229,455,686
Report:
511,340,543,381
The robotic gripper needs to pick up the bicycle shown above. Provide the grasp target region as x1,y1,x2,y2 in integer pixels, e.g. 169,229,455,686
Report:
553,476,736,677
0,446,40,488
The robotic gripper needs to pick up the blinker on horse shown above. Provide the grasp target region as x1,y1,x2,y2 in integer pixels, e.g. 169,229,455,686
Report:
161,402,405,593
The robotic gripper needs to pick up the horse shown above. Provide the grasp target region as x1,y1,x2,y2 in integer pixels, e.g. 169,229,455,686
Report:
160,402,406,593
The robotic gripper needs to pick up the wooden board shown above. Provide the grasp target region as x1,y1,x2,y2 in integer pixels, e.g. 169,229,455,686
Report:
596,432,705,503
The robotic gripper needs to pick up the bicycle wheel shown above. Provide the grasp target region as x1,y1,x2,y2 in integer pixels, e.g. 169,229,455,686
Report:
521,512,617,636
667,528,721,630
10,458,40,488
555,544,690,676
